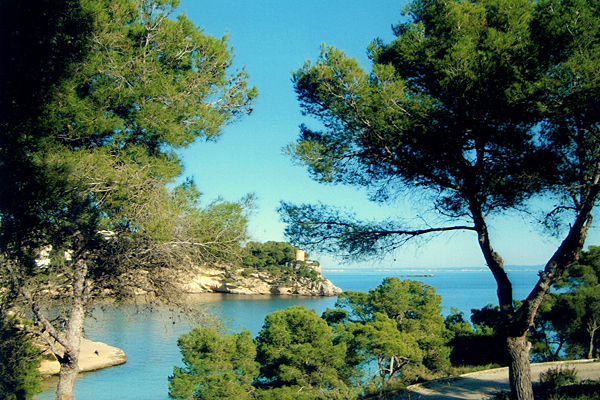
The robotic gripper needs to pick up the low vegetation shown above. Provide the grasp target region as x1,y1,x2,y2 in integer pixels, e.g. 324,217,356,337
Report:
537,367,600,400
545,384,600,400
539,367,579,394
170,306,353,400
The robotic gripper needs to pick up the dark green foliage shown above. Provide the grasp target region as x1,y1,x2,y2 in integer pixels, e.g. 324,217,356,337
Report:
242,242,298,270
1,0,258,298
168,328,258,400
533,247,600,361
546,383,600,400
1,1,257,398
0,0,92,124
486,390,511,400
539,367,578,394
445,308,508,367
255,306,349,396
324,278,451,388
281,3,600,398
0,311,41,400
280,0,558,260
0,0,95,261
563,246,600,288
370,278,451,373
470,305,504,330
171,307,356,400
254,385,355,400
241,242,321,284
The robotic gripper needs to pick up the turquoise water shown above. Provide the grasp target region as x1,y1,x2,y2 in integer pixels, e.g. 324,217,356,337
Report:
34,268,541,400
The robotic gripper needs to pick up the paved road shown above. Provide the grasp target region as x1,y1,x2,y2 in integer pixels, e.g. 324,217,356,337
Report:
402,360,600,400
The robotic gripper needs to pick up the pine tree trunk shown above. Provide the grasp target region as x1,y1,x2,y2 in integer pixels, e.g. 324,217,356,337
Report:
54,303,85,400
55,360,79,400
54,324,84,400
506,335,534,400
55,259,89,400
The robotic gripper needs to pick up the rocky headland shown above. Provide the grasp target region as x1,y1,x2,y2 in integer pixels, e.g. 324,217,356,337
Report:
176,266,342,296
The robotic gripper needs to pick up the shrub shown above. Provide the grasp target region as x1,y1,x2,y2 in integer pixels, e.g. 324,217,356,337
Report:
485,390,511,400
0,311,42,400
549,383,600,399
539,366,578,393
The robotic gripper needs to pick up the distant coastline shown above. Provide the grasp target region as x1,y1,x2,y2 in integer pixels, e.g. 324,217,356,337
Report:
323,265,544,274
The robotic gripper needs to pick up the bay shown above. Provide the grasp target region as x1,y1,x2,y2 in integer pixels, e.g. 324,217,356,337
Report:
34,267,541,400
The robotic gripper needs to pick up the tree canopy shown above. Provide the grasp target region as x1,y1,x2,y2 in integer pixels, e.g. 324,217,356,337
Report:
255,306,349,398
534,246,600,360
242,242,300,271
169,281,452,399
280,0,600,398
323,277,449,389
170,307,356,400
239,241,321,283
0,0,256,398
169,328,258,400
1,0,257,300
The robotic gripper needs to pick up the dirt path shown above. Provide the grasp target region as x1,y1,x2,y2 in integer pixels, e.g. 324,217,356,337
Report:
404,360,600,400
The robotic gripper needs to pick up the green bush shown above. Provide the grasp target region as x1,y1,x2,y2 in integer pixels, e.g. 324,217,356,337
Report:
168,328,258,400
539,366,578,393
485,390,511,400
0,311,42,400
547,383,600,400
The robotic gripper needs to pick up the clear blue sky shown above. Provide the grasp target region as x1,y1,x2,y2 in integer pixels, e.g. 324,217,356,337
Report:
176,0,599,271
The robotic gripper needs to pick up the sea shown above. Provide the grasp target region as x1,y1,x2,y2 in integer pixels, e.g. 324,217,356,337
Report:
34,267,541,400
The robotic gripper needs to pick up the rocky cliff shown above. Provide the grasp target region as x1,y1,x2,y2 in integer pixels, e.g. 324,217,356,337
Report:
176,266,342,296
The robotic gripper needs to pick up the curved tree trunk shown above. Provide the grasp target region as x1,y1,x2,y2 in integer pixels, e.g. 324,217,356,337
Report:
506,335,534,400
54,311,84,400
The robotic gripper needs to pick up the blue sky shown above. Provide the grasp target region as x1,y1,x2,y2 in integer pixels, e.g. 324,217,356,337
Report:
176,0,599,271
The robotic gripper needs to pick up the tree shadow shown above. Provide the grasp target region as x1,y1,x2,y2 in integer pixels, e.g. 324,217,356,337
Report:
400,375,510,399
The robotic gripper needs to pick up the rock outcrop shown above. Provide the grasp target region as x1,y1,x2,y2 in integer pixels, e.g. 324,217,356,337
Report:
39,338,127,376
177,268,342,296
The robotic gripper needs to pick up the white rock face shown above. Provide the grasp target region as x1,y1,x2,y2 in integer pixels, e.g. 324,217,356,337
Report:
39,338,127,376
175,266,342,297
178,266,228,293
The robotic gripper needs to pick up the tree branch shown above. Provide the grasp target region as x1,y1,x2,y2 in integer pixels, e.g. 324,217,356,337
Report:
469,201,514,313
516,171,600,334
20,286,69,350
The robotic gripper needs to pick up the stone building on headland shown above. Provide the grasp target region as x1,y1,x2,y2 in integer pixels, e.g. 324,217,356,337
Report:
287,249,321,273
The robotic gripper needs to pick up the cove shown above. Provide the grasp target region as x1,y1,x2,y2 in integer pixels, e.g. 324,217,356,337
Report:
34,268,541,400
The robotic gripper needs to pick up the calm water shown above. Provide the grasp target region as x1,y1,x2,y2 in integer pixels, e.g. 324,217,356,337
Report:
34,268,541,400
